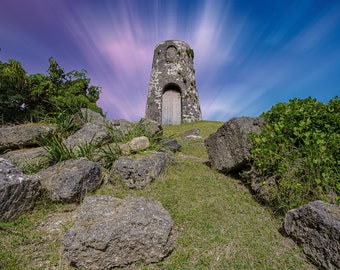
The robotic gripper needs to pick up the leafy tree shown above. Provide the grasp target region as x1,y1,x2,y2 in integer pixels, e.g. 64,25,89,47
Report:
28,57,102,120
0,60,30,123
0,57,102,124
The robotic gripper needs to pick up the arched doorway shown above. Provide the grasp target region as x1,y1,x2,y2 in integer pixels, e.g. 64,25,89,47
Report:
162,85,181,125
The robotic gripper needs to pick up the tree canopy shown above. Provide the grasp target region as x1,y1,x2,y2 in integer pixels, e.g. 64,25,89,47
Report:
0,57,102,124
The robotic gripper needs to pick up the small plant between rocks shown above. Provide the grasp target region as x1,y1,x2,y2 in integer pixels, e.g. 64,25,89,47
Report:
37,117,170,171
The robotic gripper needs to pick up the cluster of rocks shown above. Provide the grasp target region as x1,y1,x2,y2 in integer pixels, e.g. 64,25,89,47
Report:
2,111,339,269
0,109,176,268
205,116,340,269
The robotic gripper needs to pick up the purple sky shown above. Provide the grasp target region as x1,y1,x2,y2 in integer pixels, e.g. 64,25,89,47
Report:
1,0,340,121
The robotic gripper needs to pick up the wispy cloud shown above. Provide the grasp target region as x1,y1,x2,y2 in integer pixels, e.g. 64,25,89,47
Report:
1,0,340,121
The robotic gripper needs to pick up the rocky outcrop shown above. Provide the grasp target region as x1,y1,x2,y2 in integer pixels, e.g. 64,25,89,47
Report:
63,122,109,150
78,108,106,125
63,196,174,269
112,151,171,188
0,124,56,151
1,147,48,171
0,158,40,221
138,118,163,137
284,201,340,270
205,117,264,173
37,158,101,202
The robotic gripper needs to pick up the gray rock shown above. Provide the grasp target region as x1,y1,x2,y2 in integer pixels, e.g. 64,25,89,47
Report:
139,118,163,137
71,108,106,127
63,196,174,269
63,122,109,150
0,124,56,151
0,158,40,221
37,158,101,202
1,147,48,171
106,119,133,135
284,201,340,270
205,117,264,173
79,108,105,124
112,151,171,188
118,142,131,156
108,119,131,128
164,138,181,153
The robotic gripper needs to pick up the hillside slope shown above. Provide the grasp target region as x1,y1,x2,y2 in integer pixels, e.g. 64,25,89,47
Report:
0,121,316,269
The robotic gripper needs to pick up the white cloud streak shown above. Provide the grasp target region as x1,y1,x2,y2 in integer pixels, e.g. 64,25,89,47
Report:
1,0,340,121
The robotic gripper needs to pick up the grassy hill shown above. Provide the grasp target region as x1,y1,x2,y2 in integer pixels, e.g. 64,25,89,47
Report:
0,121,316,269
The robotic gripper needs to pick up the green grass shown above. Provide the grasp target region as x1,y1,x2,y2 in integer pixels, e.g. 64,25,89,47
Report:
163,120,224,138
0,121,316,269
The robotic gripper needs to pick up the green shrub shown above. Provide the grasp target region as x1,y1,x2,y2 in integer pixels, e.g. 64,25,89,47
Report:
249,97,340,214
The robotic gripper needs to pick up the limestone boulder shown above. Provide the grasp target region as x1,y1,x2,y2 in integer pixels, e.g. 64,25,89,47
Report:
63,196,174,269
205,117,264,173
37,158,101,202
284,201,340,270
1,147,48,171
63,122,109,150
69,108,106,130
129,136,150,152
0,158,40,221
139,118,163,137
107,119,133,135
120,136,150,155
79,108,105,124
112,151,171,188
0,124,56,151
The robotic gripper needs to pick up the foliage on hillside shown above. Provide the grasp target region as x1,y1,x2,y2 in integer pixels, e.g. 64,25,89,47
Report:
0,58,102,124
249,97,340,214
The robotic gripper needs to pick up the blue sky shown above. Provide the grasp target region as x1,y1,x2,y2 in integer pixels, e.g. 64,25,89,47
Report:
1,0,339,121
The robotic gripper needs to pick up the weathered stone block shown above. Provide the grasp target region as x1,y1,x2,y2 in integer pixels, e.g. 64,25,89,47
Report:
112,151,171,188
0,158,40,221
1,147,48,170
0,124,56,151
63,122,109,150
205,117,264,173
37,158,101,202
284,201,340,270
63,196,174,269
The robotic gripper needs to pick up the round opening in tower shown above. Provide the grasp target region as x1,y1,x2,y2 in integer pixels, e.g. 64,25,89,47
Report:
162,84,182,125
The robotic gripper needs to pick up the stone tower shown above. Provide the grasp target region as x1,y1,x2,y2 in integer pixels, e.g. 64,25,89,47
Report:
145,40,202,125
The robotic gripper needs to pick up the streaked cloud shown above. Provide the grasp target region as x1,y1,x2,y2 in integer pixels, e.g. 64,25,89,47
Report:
1,0,339,121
